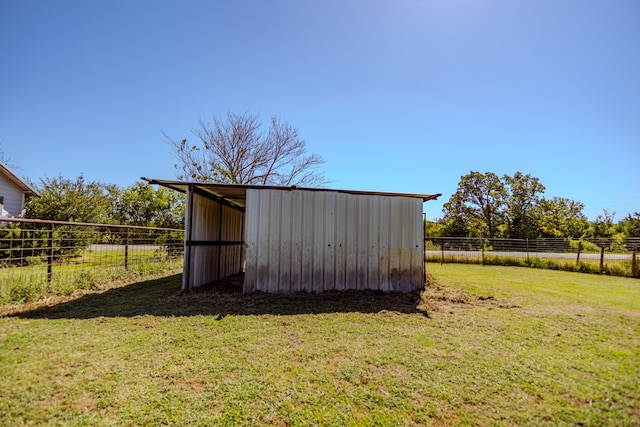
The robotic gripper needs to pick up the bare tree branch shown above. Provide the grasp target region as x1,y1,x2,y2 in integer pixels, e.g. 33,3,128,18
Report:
164,112,328,187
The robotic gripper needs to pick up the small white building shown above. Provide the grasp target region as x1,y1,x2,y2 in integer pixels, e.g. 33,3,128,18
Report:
144,178,440,293
0,161,39,217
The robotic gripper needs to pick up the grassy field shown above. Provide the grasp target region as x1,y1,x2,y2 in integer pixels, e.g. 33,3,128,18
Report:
0,249,182,305
1,264,638,426
426,253,638,278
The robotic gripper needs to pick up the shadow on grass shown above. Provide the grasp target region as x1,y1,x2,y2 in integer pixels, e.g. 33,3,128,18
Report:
9,274,428,319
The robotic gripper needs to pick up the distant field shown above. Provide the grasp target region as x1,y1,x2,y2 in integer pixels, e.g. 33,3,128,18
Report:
1,264,638,425
427,251,638,278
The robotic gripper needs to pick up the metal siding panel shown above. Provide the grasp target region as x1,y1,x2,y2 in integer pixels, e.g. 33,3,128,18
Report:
190,193,219,288
278,190,292,293
182,186,193,291
256,190,272,292
245,188,424,293
389,198,401,289
267,190,281,292
294,192,314,290
345,194,358,289
290,190,303,292
323,192,336,291
300,191,314,291
227,205,241,277
411,198,425,289
244,189,258,292
311,192,325,292
357,195,369,290
368,196,381,290
334,192,347,291
378,197,391,292
402,198,414,289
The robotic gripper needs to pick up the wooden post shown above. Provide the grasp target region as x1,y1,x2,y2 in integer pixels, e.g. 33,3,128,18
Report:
21,227,26,264
599,244,605,273
576,241,582,266
440,239,444,264
632,246,638,278
481,239,485,266
9,229,14,262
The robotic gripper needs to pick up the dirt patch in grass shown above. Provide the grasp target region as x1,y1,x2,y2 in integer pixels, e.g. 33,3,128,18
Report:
4,272,520,319
175,286,428,317
169,273,520,320
419,273,520,315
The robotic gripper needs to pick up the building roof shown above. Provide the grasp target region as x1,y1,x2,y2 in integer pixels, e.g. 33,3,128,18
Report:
142,178,440,209
0,161,40,197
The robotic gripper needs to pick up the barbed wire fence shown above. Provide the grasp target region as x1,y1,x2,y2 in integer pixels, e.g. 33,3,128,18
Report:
425,236,640,278
0,218,184,304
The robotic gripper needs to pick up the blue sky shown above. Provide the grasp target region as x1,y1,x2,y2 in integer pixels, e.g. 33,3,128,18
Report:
1,0,638,221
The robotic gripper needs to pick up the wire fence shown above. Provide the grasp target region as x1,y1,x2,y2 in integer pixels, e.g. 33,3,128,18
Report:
425,237,640,278
3,217,639,306
0,218,184,304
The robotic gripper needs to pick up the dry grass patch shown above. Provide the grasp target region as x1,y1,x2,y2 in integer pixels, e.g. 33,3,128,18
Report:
420,272,520,315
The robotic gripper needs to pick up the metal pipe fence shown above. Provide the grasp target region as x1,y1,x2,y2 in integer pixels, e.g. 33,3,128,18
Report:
425,237,640,278
1,218,184,304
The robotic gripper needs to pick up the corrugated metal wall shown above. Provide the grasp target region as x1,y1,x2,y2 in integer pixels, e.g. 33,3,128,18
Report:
183,188,244,290
244,189,424,293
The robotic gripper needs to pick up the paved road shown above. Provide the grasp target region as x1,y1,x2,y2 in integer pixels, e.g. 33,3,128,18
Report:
88,244,164,251
425,250,633,261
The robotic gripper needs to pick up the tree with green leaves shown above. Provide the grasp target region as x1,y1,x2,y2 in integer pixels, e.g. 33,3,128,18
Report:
533,197,588,238
442,171,588,239
21,175,117,258
165,112,328,187
618,213,640,238
586,209,621,239
442,171,507,238
24,174,116,223
503,172,545,239
112,182,184,229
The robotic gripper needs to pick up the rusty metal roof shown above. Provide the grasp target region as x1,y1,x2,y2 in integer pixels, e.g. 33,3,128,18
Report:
142,178,440,209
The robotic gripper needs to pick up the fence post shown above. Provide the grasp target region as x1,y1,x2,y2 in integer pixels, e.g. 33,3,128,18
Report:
632,246,638,278
526,238,530,264
440,238,444,264
47,223,54,287
576,241,582,266
20,227,25,265
599,244,605,273
124,228,129,271
481,239,485,266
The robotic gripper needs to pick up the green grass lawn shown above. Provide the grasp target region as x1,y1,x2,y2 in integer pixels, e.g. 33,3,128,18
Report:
1,264,638,426
0,249,183,305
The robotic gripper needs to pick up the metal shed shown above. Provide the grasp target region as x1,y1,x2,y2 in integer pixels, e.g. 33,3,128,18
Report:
143,178,440,293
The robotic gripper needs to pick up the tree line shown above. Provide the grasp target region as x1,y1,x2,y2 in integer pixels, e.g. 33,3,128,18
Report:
13,114,639,240
24,175,185,229
427,171,640,240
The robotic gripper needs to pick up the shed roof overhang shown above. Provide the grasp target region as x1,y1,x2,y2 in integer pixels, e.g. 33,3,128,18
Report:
142,178,441,209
